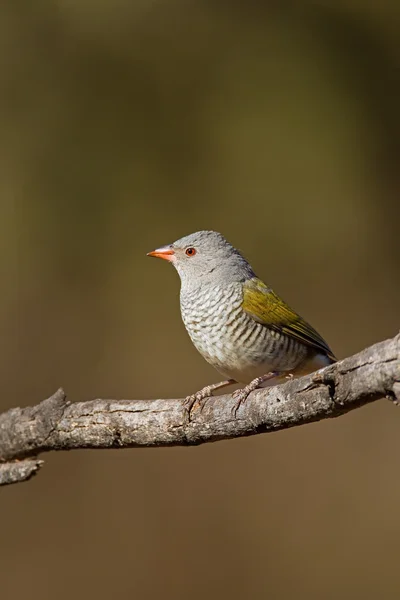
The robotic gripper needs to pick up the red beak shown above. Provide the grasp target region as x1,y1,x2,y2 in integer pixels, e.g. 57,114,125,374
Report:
147,246,175,262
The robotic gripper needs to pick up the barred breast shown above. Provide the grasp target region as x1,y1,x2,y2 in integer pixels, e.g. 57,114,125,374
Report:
180,283,308,383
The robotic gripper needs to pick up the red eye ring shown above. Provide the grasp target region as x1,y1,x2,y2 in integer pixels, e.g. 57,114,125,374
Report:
185,247,196,257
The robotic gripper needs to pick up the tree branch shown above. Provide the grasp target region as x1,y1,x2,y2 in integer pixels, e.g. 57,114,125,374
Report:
0,335,399,486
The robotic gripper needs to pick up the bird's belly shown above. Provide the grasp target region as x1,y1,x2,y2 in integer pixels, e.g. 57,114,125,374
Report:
183,312,307,384
218,361,277,384
214,348,329,385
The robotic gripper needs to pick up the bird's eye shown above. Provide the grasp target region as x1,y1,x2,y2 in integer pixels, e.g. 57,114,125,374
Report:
185,247,196,257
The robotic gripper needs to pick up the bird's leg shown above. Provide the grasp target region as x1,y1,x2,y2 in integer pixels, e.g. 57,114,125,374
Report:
184,379,236,413
232,372,280,416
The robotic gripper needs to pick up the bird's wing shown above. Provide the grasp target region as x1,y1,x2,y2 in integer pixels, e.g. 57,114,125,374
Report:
242,278,336,360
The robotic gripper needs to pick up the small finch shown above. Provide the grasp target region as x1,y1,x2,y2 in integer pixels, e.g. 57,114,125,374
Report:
148,230,336,408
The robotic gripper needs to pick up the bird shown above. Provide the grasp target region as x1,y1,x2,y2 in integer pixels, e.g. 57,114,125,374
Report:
147,230,336,410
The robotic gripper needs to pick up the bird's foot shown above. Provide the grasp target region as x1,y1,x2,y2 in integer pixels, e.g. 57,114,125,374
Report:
231,372,279,416
183,386,214,413
183,379,236,416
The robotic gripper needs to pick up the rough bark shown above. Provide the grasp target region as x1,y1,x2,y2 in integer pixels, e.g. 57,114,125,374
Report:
0,335,399,486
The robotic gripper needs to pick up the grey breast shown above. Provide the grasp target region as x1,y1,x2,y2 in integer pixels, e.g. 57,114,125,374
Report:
179,282,304,373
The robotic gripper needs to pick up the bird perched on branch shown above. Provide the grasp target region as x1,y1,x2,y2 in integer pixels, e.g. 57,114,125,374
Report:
148,230,336,410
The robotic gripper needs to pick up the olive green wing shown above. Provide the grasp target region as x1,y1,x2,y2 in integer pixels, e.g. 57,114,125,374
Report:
242,278,336,360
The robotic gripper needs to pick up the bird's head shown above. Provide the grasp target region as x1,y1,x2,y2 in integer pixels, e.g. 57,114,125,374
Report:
147,230,255,289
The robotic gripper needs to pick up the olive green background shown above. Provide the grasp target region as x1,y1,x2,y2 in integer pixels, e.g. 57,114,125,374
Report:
1,2,399,599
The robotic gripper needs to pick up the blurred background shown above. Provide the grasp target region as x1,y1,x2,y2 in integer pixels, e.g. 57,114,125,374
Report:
1,1,399,598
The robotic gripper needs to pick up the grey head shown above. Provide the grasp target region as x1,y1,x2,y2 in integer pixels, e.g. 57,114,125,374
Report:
147,230,255,290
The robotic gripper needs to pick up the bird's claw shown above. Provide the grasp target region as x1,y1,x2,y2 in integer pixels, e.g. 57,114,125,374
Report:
232,388,250,402
231,372,279,417
182,379,236,418
231,387,251,416
183,387,213,415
